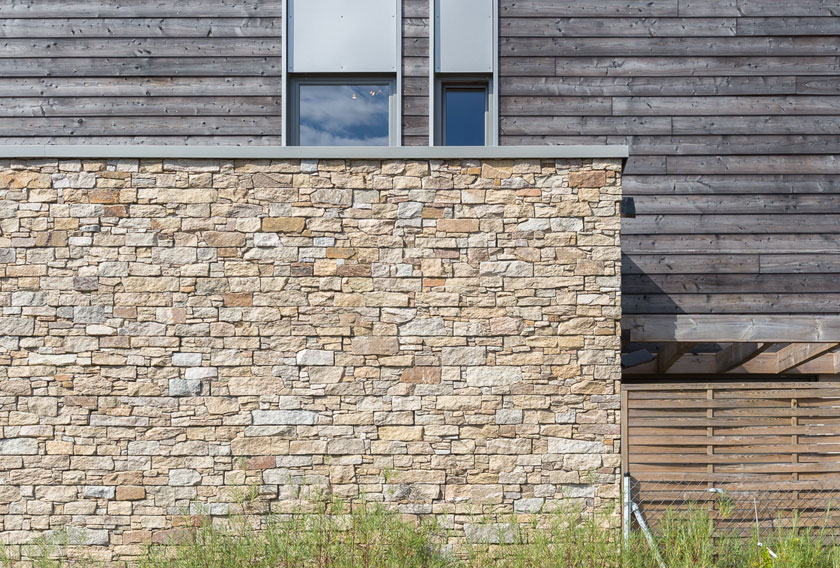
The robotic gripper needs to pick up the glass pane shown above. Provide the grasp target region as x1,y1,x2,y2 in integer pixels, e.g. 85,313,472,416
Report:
444,88,486,146
298,83,390,146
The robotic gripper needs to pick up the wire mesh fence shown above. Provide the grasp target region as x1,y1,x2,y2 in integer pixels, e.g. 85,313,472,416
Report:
626,475,840,541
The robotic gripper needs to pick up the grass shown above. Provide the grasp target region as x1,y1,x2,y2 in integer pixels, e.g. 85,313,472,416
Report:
3,495,840,567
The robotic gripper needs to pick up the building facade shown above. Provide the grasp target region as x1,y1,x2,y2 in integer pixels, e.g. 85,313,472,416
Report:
1,0,839,561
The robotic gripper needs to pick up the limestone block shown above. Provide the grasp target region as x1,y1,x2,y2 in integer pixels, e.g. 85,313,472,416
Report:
252,410,319,425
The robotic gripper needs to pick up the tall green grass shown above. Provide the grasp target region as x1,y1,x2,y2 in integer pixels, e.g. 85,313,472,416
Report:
3,496,840,567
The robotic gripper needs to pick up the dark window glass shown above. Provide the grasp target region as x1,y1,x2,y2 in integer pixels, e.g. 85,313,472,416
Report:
443,87,486,146
297,83,391,146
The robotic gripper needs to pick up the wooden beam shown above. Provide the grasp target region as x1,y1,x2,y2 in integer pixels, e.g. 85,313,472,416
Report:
623,351,839,376
715,342,769,373
623,315,840,343
655,342,696,374
775,343,840,374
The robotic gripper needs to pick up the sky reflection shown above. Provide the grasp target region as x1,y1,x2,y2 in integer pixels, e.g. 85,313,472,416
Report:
299,83,390,146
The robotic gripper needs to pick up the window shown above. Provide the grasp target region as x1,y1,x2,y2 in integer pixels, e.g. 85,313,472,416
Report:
436,80,490,146
289,77,396,146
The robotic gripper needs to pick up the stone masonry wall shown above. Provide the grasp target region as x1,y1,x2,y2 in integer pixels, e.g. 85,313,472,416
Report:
0,157,621,561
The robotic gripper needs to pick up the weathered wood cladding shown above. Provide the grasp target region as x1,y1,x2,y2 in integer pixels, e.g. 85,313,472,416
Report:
0,1,285,145
0,1,428,146
402,0,429,145
498,0,840,317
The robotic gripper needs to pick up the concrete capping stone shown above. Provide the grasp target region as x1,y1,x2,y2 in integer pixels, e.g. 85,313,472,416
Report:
0,144,630,160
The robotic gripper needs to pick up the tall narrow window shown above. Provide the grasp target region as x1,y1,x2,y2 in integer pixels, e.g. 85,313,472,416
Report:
289,77,396,146
436,80,490,146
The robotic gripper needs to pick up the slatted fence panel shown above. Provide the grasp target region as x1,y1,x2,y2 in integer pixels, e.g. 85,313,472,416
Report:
624,381,840,536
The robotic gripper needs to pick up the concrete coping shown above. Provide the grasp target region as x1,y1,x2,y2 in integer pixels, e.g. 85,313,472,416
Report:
0,145,629,160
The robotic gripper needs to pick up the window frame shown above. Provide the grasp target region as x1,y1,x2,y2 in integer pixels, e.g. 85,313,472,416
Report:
434,77,492,146
288,75,399,147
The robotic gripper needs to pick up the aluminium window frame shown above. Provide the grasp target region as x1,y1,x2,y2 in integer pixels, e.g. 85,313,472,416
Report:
434,76,493,147
287,75,399,147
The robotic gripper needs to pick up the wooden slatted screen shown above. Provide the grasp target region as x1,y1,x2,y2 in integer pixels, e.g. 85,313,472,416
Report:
624,381,840,535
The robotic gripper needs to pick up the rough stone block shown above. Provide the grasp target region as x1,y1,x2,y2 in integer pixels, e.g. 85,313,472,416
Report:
262,217,305,232
296,349,334,366
0,439,39,455
351,337,399,356
252,410,319,425
172,353,202,367
169,469,202,487
465,367,523,387
169,379,202,397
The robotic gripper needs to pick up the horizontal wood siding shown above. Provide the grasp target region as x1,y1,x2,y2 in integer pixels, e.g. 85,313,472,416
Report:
402,0,429,146
0,1,284,145
499,0,840,317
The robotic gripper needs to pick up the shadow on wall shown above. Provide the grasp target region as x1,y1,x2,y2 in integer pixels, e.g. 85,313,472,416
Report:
620,256,682,369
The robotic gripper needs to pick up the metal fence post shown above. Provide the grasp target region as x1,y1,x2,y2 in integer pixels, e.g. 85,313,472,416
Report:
623,473,631,541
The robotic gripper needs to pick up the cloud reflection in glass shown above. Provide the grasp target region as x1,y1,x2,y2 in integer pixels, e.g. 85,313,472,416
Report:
298,84,391,146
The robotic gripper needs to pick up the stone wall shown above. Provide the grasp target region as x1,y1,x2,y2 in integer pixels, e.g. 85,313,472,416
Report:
0,157,622,561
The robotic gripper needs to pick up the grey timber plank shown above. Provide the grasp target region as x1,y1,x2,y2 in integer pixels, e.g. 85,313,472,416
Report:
625,156,668,175
0,97,282,116
738,17,840,35
501,37,840,57
500,17,737,37
499,0,677,17
0,18,282,38
623,294,840,314
403,37,429,57
622,274,840,294
623,175,840,195
554,57,840,76
403,136,428,146
678,0,739,16
623,315,840,343
796,76,840,94
737,0,840,16
624,214,840,235
0,38,281,58
499,57,556,76
402,96,429,115
402,77,429,97
624,254,760,274
1,1,284,18
632,194,840,215
760,255,840,274
403,0,428,18
499,96,613,115
501,135,608,146
613,96,840,116
0,58,283,77
499,77,796,97
403,18,429,38
673,116,840,135
665,155,840,175
500,116,672,136
0,116,283,136
613,135,840,155
403,57,429,78
0,136,284,145
402,116,429,138
624,234,840,254
0,77,284,97
499,0,679,17
402,2,428,145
